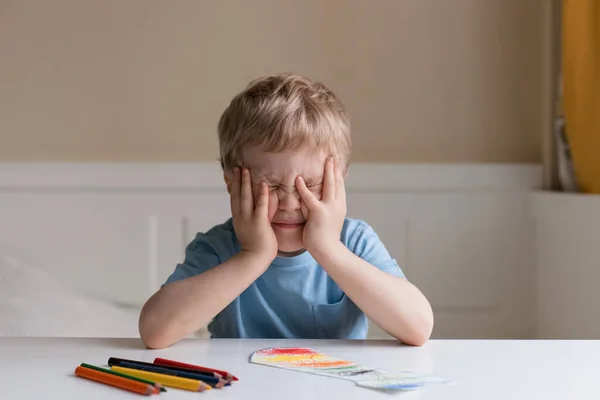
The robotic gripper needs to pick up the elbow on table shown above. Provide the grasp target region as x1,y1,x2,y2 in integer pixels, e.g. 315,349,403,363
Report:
138,310,177,349
397,313,434,347
400,330,431,347
139,327,175,350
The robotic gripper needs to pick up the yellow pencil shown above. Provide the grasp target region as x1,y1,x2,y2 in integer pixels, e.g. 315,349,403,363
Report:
111,366,212,392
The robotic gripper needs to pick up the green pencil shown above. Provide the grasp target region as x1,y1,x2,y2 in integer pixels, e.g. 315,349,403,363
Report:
80,363,167,393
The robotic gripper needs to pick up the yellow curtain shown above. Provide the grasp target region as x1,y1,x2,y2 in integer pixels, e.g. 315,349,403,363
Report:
562,0,600,193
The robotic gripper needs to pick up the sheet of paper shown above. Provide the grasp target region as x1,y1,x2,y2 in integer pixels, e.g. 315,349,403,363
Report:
249,347,450,390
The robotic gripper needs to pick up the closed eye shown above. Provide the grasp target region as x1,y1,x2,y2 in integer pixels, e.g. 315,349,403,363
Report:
252,180,323,194
250,181,277,189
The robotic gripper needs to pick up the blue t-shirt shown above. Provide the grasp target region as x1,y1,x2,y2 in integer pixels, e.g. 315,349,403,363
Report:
163,217,405,339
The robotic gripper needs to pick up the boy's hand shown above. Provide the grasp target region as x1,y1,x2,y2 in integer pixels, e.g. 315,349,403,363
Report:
296,157,346,256
230,167,278,263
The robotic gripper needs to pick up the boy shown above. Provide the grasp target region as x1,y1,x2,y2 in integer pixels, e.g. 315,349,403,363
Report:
139,74,433,348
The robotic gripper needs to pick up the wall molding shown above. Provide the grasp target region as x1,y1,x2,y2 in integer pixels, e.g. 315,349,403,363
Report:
0,162,543,191
0,162,542,339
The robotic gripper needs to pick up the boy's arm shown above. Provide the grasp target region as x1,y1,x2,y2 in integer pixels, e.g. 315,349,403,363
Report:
311,242,433,346
139,251,271,349
139,167,278,349
296,158,433,346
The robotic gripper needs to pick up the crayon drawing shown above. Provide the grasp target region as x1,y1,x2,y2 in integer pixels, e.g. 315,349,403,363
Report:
249,347,450,390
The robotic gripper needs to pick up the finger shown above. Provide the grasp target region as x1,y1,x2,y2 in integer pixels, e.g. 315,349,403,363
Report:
254,181,269,219
296,176,320,210
229,167,241,217
241,168,254,217
301,201,309,221
335,161,346,203
322,157,336,202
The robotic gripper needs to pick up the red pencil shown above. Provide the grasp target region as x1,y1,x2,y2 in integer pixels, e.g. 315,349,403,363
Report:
153,358,238,382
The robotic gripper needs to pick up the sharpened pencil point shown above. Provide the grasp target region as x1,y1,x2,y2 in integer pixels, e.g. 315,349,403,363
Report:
198,382,212,392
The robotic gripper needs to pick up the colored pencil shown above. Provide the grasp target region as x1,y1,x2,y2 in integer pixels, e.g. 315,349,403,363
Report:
115,360,226,388
108,357,222,379
80,363,166,393
108,357,227,387
154,357,238,382
75,365,155,396
111,366,212,392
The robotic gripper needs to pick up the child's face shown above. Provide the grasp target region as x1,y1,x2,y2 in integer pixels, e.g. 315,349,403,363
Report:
239,145,329,255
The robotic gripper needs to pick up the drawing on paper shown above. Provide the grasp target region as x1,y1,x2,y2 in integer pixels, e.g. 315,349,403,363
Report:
249,347,451,390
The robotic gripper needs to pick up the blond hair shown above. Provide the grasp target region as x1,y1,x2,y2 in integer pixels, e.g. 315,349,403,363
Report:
217,73,351,172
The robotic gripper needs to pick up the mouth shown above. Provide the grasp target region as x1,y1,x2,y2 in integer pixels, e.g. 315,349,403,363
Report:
272,222,305,229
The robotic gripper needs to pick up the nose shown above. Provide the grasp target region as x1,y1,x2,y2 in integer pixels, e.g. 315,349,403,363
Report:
277,188,301,211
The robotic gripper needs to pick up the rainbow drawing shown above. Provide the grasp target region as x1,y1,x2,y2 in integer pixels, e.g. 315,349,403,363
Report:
250,347,355,369
249,347,451,391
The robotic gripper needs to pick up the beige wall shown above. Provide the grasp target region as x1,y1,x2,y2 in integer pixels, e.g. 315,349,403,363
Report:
1,0,545,163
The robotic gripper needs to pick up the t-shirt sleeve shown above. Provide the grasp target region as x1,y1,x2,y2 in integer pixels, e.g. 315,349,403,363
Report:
346,220,406,279
162,231,228,287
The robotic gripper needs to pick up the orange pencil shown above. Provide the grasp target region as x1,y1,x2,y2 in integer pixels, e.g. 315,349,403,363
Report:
75,365,155,396
81,363,165,393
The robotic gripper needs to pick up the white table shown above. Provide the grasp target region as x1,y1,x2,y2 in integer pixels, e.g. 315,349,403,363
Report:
1,337,599,399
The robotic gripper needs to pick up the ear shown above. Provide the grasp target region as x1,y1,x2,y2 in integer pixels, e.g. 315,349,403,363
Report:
337,159,349,178
224,172,233,194
342,166,349,179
